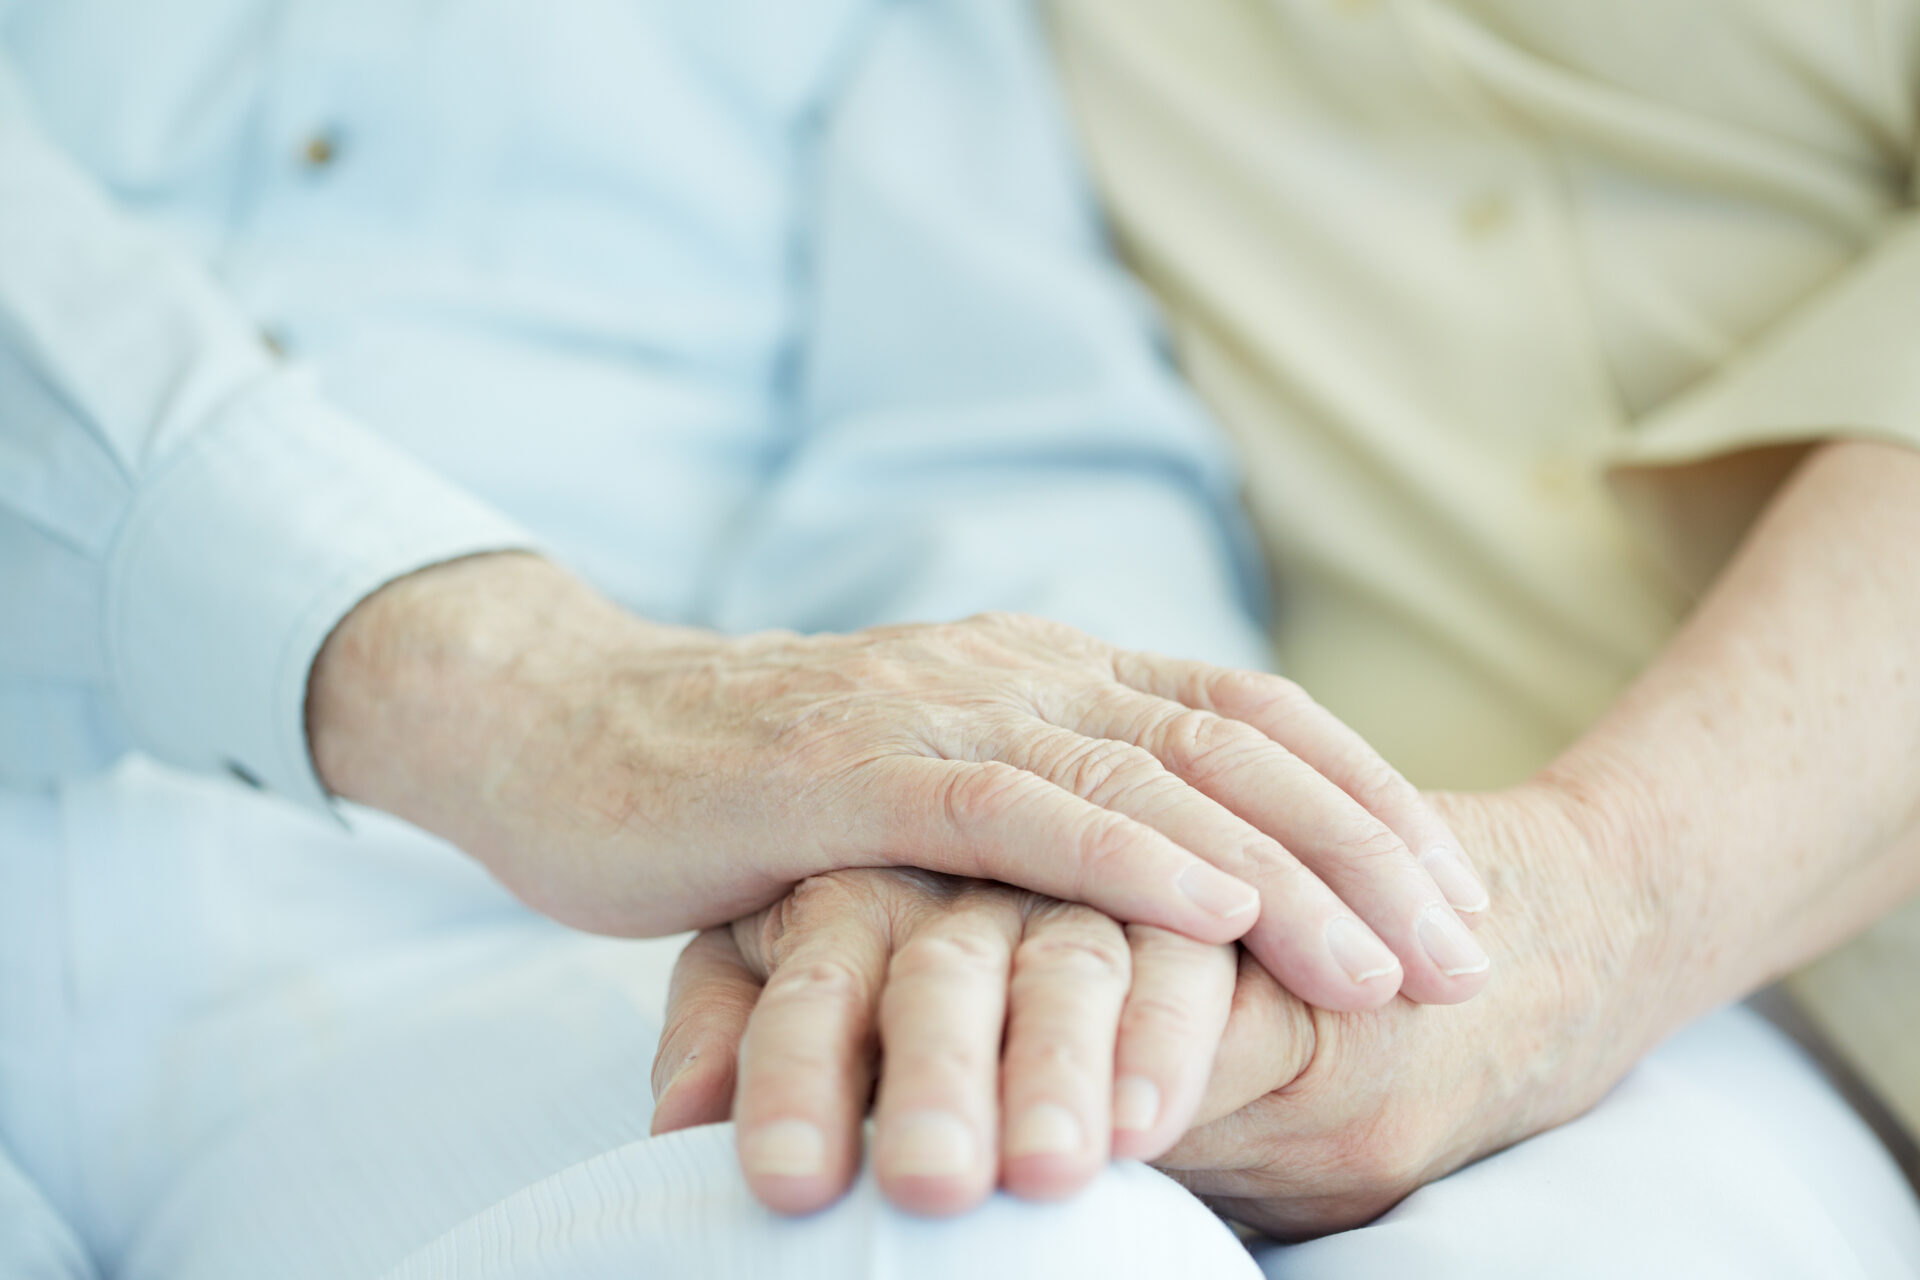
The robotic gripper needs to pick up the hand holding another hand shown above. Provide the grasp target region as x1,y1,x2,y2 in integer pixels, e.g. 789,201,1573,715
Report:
308,552,1492,1010
1159,786,1673,1238
652,787,1672,1230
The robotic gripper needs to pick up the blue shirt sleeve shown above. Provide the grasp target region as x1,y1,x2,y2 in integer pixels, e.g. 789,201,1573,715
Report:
708,0,1273,672
0,49,532,804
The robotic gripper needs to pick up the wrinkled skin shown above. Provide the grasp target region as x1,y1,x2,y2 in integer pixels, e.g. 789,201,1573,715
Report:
311,552,1488,1011
1161,787,1669,1238
651,868,1238,1215
656,786,1669,1229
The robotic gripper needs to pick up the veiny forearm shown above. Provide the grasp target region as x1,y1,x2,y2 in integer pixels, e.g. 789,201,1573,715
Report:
1543,437,1920,1040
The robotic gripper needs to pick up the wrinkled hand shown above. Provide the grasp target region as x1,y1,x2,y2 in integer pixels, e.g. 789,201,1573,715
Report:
1156,787,1675,1239
648,868,1238,1216
310,553,1491,1009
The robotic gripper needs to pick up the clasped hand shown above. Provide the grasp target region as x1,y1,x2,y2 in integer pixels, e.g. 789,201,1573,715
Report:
308,554,1506,1221
311,554,1490,1009
655,792,1635,1233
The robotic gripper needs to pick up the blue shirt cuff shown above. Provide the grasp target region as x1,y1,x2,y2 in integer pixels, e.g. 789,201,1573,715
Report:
101,370,535,809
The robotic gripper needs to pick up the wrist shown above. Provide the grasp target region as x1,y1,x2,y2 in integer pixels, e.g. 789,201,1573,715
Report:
1512,750,1705,1050
1425,783,1680,1142
306,552,657,833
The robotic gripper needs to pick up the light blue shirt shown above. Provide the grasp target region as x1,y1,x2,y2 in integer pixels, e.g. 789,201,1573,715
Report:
0,0,1270,808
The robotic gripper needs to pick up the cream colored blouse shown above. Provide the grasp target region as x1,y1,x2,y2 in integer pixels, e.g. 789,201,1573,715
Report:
1048,0,1920,1144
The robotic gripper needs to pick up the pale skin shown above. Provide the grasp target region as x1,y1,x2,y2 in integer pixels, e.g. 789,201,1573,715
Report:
648,870,1238,1215
656,437,1920,1227
308,552,1494,1013
305,540,1497,1220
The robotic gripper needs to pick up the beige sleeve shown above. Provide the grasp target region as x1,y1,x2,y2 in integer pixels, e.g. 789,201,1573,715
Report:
1604,215,1920,595
1612,215,1920,469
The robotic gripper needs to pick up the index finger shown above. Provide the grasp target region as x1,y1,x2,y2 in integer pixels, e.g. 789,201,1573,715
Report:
1111,654,1490,919
1188,949,1316,1132
857,755,1262,945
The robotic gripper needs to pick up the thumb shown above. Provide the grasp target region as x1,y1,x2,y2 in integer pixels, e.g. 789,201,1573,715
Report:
1189,950,1317,1130
651,928,761,1135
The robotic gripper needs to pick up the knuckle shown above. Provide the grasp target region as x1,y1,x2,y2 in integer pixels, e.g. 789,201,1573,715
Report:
891,929,1006,981
755,874,865,970
1339,753,1393,797
1061,739,1161,807
1159,710,1268,784
1070,811,1146,886
744,905,788,975
965,610,1073,644
780,873,854,923
1014,931,1129,984
1331,820,1411,867
939,760,1032,831
1152,706,1215,757
964,610,1022,632
1002,1035,1092,1082
1119,990,1200,1037
1229,834,1297,881
1181,664,1278,715
744,1032,840,1081
1250,675,1318,727
885,1038,988,1083
950,612,1029,662
761,956,868,1007
1347,759,1415,816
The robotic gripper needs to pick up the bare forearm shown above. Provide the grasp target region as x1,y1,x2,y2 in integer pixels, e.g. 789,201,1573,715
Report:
1545,438,1920,1035
1168,440,1920,1233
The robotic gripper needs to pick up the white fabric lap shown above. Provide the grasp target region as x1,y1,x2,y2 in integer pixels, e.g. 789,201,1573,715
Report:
1255,1005,1920,1279
5,761,1918,1278
1,760,1257,1280
0,760,682,1280
379,1124,1258,1280
114,929,681,1280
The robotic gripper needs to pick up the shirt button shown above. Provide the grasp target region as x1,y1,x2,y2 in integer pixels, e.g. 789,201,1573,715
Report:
299,130,342,169
1458,189,1514,240
260,326,288,357
1531,456,1584,500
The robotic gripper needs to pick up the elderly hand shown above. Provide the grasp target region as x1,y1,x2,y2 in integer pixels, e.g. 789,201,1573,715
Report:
1156,786,1676,1239
308,552,1492,1009
648,868,1238,1215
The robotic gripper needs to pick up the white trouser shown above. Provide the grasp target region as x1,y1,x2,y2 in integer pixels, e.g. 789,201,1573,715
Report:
3,760,1917,1279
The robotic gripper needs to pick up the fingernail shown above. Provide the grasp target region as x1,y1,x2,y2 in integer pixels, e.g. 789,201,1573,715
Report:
1325,916,1399,985
742,1119,826,1178
1005,1103,1084,1158
882,1110,975,1178
1417,903,1492,977
1113,1076,1161,1133
1176,864,1260,921
653,1051,697,1102
1420,845,1491,914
